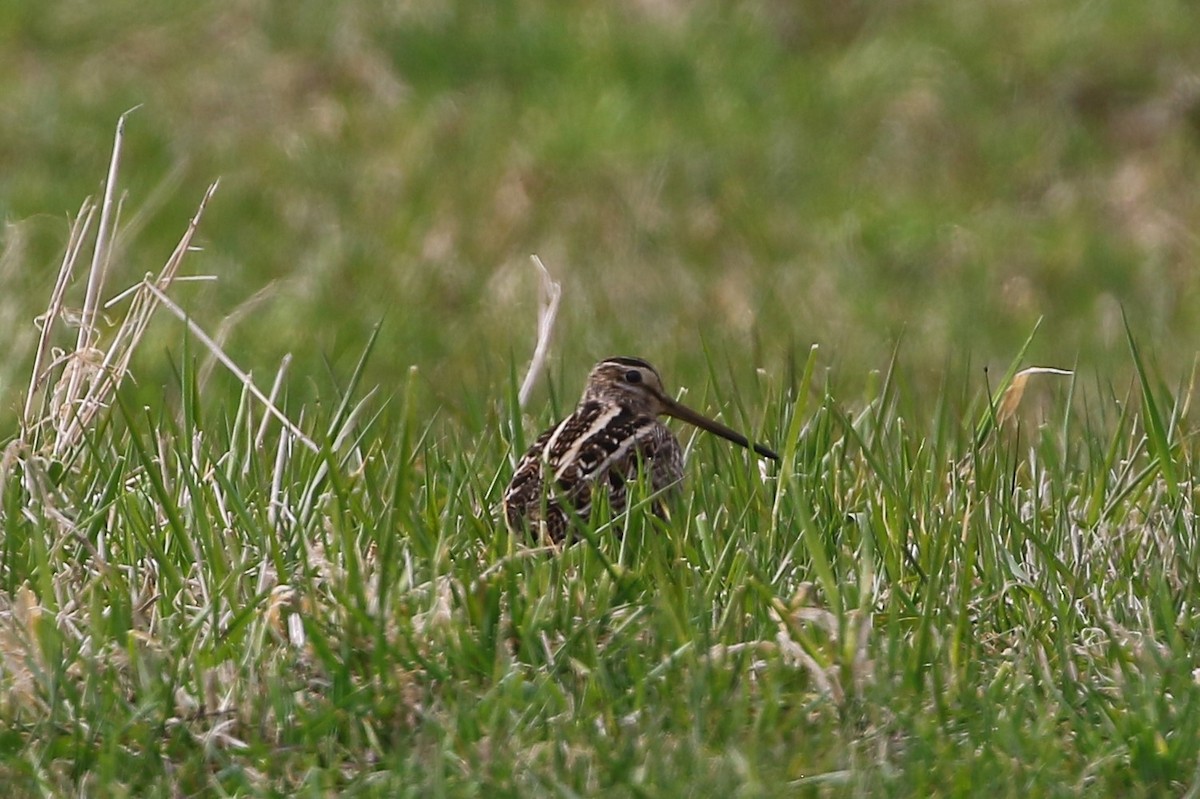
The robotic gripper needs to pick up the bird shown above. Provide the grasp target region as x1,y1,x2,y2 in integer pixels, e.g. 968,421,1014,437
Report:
502,356,780,542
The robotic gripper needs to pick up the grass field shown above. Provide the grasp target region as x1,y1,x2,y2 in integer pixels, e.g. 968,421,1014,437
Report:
2,1,1200,796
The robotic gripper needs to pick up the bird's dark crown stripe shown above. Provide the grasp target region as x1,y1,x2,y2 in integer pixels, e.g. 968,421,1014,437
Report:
601,356,656,370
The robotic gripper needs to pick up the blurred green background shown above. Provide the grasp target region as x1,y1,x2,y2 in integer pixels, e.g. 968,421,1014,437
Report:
2,0,1198,422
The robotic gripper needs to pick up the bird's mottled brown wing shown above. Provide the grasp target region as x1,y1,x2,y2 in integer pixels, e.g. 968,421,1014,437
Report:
503,401,682,541
550,402,648,520
502,426,555,534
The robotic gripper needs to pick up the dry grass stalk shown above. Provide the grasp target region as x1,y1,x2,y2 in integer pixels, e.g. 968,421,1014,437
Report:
195,278,280,396
143,281,318,453
996,366,1074,427
517,254,562,409
61,107,134,422
256,353,294,449
22,200,97,428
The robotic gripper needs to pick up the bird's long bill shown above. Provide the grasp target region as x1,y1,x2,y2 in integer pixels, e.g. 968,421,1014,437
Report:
663,398,780,461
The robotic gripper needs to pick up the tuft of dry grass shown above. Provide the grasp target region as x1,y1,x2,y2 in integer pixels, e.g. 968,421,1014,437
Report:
0,115,365,758
9,113,319,490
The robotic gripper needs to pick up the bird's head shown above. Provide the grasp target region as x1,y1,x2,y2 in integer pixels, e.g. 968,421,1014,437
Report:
580,356,780,461
581,357,668,416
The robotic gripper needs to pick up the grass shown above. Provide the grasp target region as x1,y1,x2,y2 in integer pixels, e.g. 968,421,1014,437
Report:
2,0,1200,795
3,322,1199,796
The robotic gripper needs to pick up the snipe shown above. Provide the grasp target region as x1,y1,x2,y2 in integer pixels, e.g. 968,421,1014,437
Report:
503,357,779,541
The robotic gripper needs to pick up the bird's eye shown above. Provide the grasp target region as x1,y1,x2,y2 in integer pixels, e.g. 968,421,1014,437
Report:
624,370,642,384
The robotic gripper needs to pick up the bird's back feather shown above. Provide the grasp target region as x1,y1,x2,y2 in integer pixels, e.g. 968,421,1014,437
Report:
503,400,684,541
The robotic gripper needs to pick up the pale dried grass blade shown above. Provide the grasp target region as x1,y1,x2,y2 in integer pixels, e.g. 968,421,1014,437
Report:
103,274,217,311
268,423,291,529
78,108,135,350
23,200,97,433
256,354,293,449
517,254,562,409
143,282,319,453
61,109,135,424
331,387,378,454
996,366,1074,427
196,279,280,394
